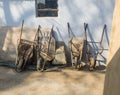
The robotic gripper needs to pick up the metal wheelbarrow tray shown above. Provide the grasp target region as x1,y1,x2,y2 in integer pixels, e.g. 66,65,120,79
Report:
15,20,37,72
36,26,56,71
69,37,84,69
15,39,36,72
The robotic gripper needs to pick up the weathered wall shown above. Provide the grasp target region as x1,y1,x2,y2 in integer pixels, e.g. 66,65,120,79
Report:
103,0,120,95
0,0,115,41
0,0,115,62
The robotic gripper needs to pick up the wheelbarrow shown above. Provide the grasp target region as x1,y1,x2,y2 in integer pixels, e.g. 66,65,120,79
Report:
15,20,37,72
84,23,108,71
67,23,85,69
35,26,56,71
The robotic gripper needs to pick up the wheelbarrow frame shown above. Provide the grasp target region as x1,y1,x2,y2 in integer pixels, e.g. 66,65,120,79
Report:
67,23,84,69
84,23,108,70
15,20,37,72
36,26,56,71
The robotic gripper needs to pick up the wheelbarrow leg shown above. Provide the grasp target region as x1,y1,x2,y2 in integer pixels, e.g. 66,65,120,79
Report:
37,57,44,71
41,60,47,72
74,57,78,69
15,57,24,72
71,53,75,67
77,50,83,69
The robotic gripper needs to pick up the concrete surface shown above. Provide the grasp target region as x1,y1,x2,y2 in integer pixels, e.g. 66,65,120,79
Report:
103,0,120,95
0,67,105,95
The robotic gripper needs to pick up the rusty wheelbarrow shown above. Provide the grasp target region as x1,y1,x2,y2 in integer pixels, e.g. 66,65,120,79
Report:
15,20,37,72
67,23,85,69
35,26,56,71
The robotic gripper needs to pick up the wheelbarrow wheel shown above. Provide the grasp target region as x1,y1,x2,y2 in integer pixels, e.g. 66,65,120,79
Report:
15,58,24,72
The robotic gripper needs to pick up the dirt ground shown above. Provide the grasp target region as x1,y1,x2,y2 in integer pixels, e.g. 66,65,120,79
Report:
0,66,105,95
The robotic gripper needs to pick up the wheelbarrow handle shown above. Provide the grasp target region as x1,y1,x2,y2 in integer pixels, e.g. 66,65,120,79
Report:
19,20,24,43
67,22,71,38
100,24,107,43
98,24,107,55
47,25,54,54
34,25,40,41
84,22,88,42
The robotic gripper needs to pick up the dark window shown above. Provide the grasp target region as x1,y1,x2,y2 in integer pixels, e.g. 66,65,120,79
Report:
35,0,58,17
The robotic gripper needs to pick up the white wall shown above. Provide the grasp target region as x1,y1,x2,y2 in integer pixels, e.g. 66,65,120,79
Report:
0,0,115,63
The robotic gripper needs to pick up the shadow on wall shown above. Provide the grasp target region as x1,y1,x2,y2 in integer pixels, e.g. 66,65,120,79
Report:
63,0,115,48
2,0,34,26
64,0,115,34
0,27,14,62
0,0,115,29
0,0,115,44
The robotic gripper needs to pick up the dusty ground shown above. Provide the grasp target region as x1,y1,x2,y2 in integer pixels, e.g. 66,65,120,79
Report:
0,66,105,95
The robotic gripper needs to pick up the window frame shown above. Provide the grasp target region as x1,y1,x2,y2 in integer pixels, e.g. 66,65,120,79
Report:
35,0,58,17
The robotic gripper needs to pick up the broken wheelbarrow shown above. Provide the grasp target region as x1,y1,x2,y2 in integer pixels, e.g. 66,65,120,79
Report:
15,20,37,72
83,23,108,71
67,23,85,69
35,26,56,72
